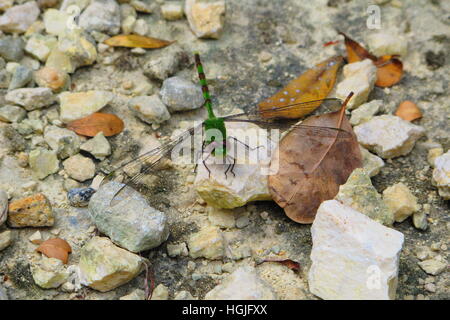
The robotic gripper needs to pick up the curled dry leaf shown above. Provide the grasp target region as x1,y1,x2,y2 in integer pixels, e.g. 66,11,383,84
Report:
395,100,422,121
339,31,403,87
66,112,125,137
269,94,362,223
36,238,72,264
258,55,344,119
104,34,174,49
259,258,301,272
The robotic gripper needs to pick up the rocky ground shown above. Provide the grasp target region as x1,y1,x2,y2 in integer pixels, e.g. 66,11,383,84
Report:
0,0,449,300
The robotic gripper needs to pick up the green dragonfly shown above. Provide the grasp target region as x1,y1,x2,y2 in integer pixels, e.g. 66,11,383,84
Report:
101,53,351,193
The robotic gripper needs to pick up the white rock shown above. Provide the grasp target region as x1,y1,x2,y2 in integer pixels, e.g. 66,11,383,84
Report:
130,0,152,13
5,88,55,111
160,76,204,112
121,15,136,34
382,183,419,223
0,229,13,251
30,256,69,289
354,115,425,159
205,266,277,300
427,147,443,167
308,200,404,300
185,0,225,39
367,31,408,57
432,150,450,200
59,90,113,123
78,237,143,292
187,226,225,260
63,154,96,182
80,132,111,160
29,148,60,180
418,256,447,275
336,59,377,109
133,18,148,36
161,2,184,21
78,0,121,35
0,1,40,34
350,100,382,126
28,230,42,244
128,95,171,125
195,122,276,209
24,34,57,62
43,9,70,36
151,284,169,300
360,146,385,177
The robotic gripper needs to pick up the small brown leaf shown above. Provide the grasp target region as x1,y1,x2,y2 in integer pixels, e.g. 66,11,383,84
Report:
36,238,72,264
104,34,174,49
395,100,422,121
66,113,124,137
339,32,403,87
258,56,344,119
260,258,301,272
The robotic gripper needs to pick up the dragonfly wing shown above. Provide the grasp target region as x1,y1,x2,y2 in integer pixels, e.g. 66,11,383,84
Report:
289,124,352,139
101,124,202,193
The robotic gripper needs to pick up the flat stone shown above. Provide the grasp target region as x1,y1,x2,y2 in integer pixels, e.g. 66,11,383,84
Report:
7,193,54,228
350,100,382,126
308,200,404,300
5,88,55,111
195,122,275,209
88,181,169,252
80,132,111,160
205,266,277,300
161,2,184,21
418,256,447,275
78,236,143,292
207,206,236,228
59,90,113,123
79,0,121,35
160,76,204,112
0,189,7,225
383,183,419,222
185,0,226,39
128,95,171,125
0,105,26,123
432,150,450,200
360,146,385,177
25,34,57,62
0,229,13,251
336,59,377,109
0,1,40,34
0,36,24,61
44,125,81,159
354,115,425,159
63,154,96,182
367,31,408,57
188,226,225,260
29,148,60,180
151,284,169,300
30,256,69,289
8,65,32,90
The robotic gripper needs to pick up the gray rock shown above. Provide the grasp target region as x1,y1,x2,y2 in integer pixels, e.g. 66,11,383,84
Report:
5,88,55,111
44,125,81,159
350,99,382,126
335,168,394,226
0,189,7,226
8,65,33,90
143,45,188,81
79,0,121,35
88,181,169,252
160,76,204,112
0,105,26,123
413,211,428,231
80,132,111,160
360,146,385,177
0,1,40,34
205,266,277,300
0,36,24,62
29,148,60,180
24,34,57,62
0,285,8,300
63,154,96,182
0,69,10,88
128,95,171,125
235,215,250,229
67,187,96,207
57,28,97,70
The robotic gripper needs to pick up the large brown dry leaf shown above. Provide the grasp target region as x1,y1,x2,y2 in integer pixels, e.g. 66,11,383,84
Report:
67,113,124,137
269,106,362,224
36,238,72,264
395,100,422,121
339,32,403,87
104,34,173,49
258,56,344,119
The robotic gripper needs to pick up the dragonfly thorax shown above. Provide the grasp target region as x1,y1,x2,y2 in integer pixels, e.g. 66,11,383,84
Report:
204,117,227,157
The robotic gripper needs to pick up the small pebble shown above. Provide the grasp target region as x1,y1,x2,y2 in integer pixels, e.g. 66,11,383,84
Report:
67,188,96,207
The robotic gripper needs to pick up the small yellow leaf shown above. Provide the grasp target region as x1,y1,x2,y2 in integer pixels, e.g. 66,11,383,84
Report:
104,34,174,49
258,55,344,119
395,101,422,121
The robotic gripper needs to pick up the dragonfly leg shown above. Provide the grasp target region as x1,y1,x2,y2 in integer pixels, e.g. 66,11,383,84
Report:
224,155,236,179
229,136,263,151
202,149,213,178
